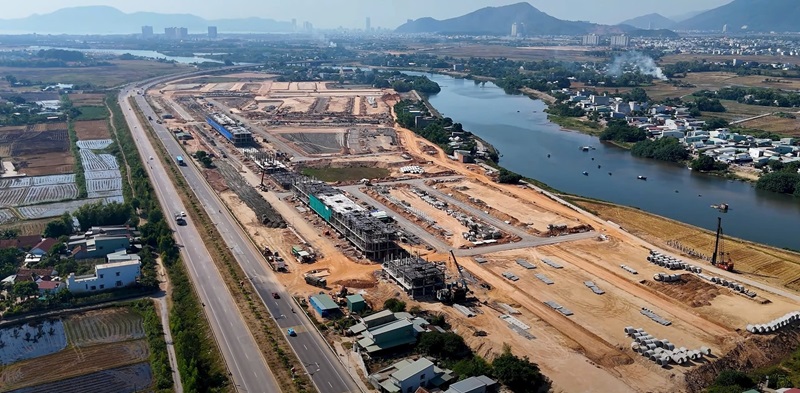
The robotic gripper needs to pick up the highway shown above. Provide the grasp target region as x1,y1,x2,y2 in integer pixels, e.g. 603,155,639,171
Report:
119,87,281,393
123,80,362,392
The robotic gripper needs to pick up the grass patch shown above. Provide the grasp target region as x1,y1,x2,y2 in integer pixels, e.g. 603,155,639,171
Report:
66,120,88,199
75,106,109,120
130,300,174,392
547,115,603,135
302,166,390,182
0,60,189,88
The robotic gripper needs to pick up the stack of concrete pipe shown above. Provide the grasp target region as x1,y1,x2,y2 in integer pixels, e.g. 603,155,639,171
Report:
625,327,711,368
746,311,800,334
705,276,757,298
647,250,703,273
653,273,682,283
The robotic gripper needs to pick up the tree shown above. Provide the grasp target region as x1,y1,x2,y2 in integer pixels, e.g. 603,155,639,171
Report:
756,172,800,195
73,202,134,231
13,281,38,299
383,298,406,312
599,120,648,143
492,346,549,393
497,168,522,184
631,138,689,162
4,75,17,85
453,356,494,380
623,87,649,103
43,213,73,238
0,248,21,278
690,155,727,172
703,117,729,131
416,332,470,360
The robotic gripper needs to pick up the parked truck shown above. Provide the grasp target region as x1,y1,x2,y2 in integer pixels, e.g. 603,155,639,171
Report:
262,246,286,272
176,155,186,166
304,274,326,288
291,245,315,263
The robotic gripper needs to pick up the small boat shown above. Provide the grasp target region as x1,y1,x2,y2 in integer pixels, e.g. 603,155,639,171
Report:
637,176,647,180
711,203,729,212
608,172,612,176
581,146,590,152
597,165,601,169
675,190,679,193
547,154,551,158
591,157,595,161
582,171,589,176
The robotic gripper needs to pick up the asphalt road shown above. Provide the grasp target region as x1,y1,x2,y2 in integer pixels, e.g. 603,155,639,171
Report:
126,85,362,393
119,87,281,393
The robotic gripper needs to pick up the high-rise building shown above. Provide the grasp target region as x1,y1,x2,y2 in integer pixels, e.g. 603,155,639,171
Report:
208,26,218,39
303,21,313,32
365,17,371,32
164,27,177,38
141,26,153,38
292,18,297,31
582,34,600,46
722,24,728,33
178,27,188,39
610,35,630,47
511,22,518,37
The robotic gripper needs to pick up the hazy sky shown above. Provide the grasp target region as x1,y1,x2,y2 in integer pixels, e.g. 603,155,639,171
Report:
6,0,734,28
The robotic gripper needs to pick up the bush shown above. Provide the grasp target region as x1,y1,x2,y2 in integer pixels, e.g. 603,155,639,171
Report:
497,168,522,184
492,347,549,393
756,171,800,195
690,155,728,172
453,356,494,380
416,332,470,360
599,120,648,143
383,298,406,312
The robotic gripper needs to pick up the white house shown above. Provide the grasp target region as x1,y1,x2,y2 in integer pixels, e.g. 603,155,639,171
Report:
65,252,141,293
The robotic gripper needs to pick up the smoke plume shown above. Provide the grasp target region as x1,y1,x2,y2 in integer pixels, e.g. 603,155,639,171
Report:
607,51,667,80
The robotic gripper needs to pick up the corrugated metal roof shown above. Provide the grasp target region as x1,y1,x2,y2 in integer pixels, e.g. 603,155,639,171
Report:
391,358,433,382
345,294,365,303
310,294,338,310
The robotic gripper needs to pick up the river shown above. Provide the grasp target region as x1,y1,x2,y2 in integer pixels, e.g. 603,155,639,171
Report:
409,72,800,250
28,46,222,64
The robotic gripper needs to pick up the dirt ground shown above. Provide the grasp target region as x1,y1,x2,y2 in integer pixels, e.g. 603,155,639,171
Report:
385,186,472,248
74,120,112,140
69,93,106,106
738,114,800,137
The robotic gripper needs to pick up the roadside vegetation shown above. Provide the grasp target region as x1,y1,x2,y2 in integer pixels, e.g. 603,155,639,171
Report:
131,300,174,392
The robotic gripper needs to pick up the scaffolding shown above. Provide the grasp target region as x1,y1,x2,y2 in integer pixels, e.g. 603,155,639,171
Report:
294,178,399,260
382,256,445,298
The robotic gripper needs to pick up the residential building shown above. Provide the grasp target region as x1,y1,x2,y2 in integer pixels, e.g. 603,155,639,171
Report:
366,17,371,32
29,238,58,256
453,64,465,72
510,23,518,37
660,130,685,139
582,34,600,46
611,35,630,47
454,150,474,163
69,234,130,260
309,293,340,318
65,250,141,293
208,26,218,39
37,280,63,296
0,235,47,251
164,27,188,39
351,311,428,355
368,357,454,393
445,375,498,393
141,26,154,38
590,95,610,106
346,294,367,313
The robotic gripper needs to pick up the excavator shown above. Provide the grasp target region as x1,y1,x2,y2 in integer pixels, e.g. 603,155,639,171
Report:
436,250,470,304
711,217,735,272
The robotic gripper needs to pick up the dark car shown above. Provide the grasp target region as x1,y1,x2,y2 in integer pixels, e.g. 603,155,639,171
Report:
272,292,280,299
287,328,297,337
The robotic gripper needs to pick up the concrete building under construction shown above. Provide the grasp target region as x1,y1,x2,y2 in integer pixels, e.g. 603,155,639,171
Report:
294,179,398,260
382,256,445,298
206,112,254,145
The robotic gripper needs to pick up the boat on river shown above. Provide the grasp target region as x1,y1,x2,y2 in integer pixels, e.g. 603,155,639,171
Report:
711,203,729,212
637,176,647,180
582,171,589,176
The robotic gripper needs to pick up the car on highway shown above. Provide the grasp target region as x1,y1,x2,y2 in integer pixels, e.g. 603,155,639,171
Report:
272,292,280,299
180,211,186,217
287,328,297,337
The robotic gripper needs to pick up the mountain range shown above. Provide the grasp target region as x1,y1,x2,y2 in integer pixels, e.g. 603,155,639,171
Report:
0,6,291,35
395,2,633,36
675,0,800,32
619,13,676,30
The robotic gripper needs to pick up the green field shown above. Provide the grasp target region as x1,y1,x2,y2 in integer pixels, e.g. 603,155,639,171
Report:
75,106,109,120
302,167,390,182
0,60,189,88
547,115,603,135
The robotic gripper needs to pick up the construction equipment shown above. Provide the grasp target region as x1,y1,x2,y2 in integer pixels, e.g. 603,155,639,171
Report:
436,250,469,304
711,217,735,272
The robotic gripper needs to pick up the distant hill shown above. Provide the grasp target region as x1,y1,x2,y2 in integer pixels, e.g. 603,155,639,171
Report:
0,6,292,35
669,9,708,22
676,0,800,32
395,2,629,36
619,13,676,30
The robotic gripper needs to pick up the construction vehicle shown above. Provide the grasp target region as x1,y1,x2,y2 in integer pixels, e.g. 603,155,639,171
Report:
292,245,315,263
711,217,735,272
304,274,327,288
436,250,469,304
262,246,286,272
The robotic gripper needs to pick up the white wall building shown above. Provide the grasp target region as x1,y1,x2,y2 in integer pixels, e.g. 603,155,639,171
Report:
66,255,141,293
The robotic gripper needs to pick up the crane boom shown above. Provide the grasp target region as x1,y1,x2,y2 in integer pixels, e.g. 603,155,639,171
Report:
450,250,468,289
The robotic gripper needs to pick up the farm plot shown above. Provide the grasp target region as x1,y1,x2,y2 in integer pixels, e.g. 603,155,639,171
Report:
69,93,106,106
0,188,27,207
0,320,67,366
85,169,121,180
0,177,32,189
76,139,113,150
13,151,74,177
64,308,145,347
87,179,123,198
79,150,113,171
31,174,76,186
0,340,149,391
0,208,17,224
17,197,112,219
9,363,153,393
99,154,120,170
74,120,111,140
22,184,79,205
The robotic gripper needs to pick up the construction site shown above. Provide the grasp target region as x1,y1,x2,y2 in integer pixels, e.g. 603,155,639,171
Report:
145,72,800,393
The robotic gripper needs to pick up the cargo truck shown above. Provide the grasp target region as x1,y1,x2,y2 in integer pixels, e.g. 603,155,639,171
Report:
176,156,185,166
291,245,315,263
304,274,326,288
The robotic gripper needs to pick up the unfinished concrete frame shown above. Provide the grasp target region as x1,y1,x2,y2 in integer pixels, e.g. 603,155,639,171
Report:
382,256,445,298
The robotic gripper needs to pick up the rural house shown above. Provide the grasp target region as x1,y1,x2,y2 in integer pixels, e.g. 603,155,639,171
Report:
69,235,130,260
29,238,58,256
368,357,454,393
65,250,141,293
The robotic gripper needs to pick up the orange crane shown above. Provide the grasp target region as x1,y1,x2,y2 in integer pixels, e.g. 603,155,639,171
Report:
711,217,735,272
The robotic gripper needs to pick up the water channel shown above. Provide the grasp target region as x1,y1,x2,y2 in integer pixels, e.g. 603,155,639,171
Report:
27,46,222,64
409,72,800,250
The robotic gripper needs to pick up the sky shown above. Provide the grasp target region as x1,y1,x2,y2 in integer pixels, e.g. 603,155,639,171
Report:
5,0,735,28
